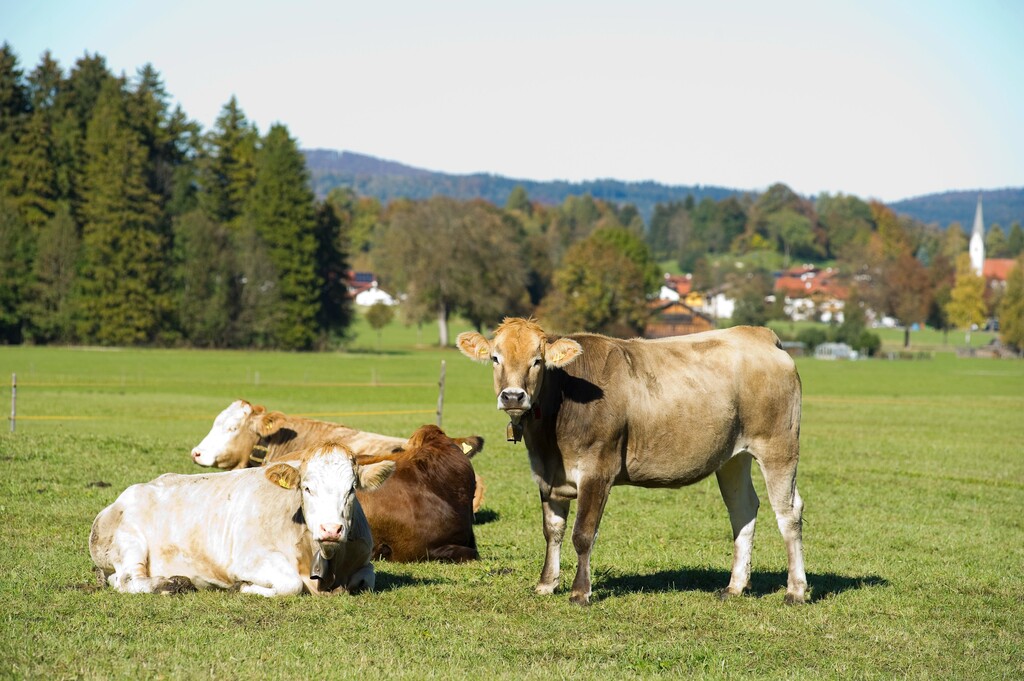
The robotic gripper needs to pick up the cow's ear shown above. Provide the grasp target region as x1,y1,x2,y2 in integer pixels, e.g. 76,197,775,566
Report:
264,463,300,490
355,460,395,490
255,411,285,436
545,338,583,368
456,332,492,363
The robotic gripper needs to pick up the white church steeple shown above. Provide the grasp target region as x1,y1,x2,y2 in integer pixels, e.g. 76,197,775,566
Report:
968,194,985,276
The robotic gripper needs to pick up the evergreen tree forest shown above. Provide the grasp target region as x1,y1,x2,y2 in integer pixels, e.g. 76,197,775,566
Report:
2,44,1022,350
0,45,352,349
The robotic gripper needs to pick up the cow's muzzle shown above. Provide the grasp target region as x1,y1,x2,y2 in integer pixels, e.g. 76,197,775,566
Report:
498,388,529,412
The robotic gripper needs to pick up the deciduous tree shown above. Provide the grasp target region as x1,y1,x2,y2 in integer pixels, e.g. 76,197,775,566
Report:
945,253,988,345
539,227,652,336
376,197,528,345
997,257,1024,351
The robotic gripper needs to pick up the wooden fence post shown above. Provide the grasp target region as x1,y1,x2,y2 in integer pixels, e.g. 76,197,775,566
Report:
9,373,15,433
436,360,446,427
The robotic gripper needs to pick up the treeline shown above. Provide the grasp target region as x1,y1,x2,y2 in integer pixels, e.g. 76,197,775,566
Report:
0,44,351,349
2,44,1023,352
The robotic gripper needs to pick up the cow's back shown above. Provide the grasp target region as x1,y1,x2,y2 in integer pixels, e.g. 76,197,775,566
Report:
545,326,799,488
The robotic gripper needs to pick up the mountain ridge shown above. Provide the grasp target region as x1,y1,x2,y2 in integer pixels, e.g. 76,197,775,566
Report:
303,149,1024,229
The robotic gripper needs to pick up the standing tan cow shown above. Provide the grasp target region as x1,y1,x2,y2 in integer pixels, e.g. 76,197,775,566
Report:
458,317,806,605
90,442,395,596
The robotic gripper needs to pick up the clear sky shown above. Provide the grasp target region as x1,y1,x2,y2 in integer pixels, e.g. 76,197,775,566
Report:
4,0,1022,202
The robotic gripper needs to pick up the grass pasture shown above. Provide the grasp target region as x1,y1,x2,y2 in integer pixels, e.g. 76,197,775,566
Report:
1,339,1023,679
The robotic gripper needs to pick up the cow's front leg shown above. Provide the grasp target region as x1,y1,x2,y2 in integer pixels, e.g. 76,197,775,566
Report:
237,553,305,597
569,476,612,605
345,564,375,594
536,494,569,595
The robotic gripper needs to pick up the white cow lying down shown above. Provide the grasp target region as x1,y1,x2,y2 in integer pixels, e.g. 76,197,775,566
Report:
89,442,395,596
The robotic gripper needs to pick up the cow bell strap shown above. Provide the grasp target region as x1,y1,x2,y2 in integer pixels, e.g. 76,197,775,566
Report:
247,436,271,467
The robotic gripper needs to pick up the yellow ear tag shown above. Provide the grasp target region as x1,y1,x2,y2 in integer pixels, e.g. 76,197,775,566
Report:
478,347,489,358
549,352,562,364
460,442,473,454
277,478,291,490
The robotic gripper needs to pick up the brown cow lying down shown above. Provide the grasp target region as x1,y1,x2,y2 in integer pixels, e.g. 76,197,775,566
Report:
192,401,480,562
191,399,486,513
91,441,395,596
356,424,478,563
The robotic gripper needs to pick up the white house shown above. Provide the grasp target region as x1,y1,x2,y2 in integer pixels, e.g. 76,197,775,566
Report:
354,283,396,307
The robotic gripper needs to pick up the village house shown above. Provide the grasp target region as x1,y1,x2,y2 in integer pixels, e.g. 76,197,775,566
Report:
773,265,848,323
346,271,397,306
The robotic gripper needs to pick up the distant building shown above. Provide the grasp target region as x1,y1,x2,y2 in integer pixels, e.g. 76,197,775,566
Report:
969,195,986,277
965,196,1018,291
354,284,396,307
346,271,397,306
773,265,848,323
644,299,716,338
814,342,856,360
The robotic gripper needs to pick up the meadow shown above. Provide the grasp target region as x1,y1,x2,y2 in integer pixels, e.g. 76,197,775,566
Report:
1,317,1022,679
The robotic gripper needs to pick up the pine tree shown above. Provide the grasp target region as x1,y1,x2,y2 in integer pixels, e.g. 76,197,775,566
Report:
76,78,169,345
1008,222,1024,257
198,97,258,225
241,124,320,349
5,107,58,230
172,209,236,346
0,196,31,342
0,43,30,192
313,199,353,344
24,204,79,343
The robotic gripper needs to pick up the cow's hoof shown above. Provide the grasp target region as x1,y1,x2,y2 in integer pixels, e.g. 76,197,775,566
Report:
717,587,744,602
156,575,196,595
534,582,557,596
783,592,807,605
568,592,591,606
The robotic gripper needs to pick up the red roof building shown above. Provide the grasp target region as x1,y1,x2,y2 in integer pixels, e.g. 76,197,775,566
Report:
773,266,849,300
983,258,1017,282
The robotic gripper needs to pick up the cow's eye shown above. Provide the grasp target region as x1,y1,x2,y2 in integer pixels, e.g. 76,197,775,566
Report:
532,358,543,367
491,355,499,364
302,485,311,494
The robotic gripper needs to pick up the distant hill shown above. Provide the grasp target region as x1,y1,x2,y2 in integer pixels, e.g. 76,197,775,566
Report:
302,149,744,222
889,188,1024,230
303,149,1024,229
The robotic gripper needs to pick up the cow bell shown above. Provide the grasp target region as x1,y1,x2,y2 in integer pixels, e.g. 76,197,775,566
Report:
506,420,523,444
310,550,330,581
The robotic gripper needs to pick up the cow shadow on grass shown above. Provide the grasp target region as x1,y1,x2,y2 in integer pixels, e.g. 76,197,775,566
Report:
373,571,445,592
598,568,887,603
473,509,500,525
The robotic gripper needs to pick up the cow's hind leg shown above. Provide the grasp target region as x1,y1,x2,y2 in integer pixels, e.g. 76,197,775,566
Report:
715,452,759,600
536,495,569,595
107,531,164,594
757,455,807,604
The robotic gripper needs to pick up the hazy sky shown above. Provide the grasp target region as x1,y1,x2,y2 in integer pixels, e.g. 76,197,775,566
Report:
5,0,1022,201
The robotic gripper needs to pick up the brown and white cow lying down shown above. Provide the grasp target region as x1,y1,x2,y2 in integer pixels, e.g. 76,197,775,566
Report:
192,401,481,562
90,442,395,596
458,318,807,605
191,399,486,514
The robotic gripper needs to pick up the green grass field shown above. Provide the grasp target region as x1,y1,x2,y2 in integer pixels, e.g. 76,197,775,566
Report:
2,323,1023,679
